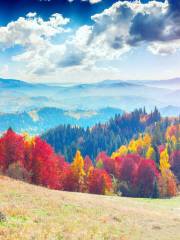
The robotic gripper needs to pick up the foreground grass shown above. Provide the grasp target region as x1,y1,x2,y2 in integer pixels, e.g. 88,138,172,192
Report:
0,176,180,240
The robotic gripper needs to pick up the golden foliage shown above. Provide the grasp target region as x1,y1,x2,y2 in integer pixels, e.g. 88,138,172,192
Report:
146,146,155,159
111,145,128,159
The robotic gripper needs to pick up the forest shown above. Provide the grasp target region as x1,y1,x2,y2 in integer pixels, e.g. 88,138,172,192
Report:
0,108,179,198
42,108,162,162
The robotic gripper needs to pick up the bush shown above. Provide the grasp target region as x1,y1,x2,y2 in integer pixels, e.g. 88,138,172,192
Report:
6,162,31,182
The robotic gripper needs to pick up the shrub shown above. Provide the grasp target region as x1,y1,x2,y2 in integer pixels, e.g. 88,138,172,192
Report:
6,162,31,182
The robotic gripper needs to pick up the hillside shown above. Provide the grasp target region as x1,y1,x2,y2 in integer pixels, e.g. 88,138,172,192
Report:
0,107,123,135
0,177,179,240
42,108,161,161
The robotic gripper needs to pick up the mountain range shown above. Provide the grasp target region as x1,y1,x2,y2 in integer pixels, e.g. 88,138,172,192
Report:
0,77,179,134
1,78,180,111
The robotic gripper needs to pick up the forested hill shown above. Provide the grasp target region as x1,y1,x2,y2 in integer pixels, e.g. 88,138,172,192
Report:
42,108,163,162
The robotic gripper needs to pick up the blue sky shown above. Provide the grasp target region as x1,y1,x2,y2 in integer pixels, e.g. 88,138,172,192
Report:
0,0,180,83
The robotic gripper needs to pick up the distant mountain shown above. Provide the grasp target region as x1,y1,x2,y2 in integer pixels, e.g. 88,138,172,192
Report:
138,78,180,90
0,78,179,134
0,77,179,114
160,105,180,117
165,89,180,106
147,78,180,85
0,78,33,88
0,107,123,135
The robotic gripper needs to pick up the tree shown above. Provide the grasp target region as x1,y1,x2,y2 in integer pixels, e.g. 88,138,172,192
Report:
170,150,180,182
31,137,60,189
159,148,177,197
111,145,128,159
87,168,112,195
23,132,35,172
61,164,79,192
146,146,155,160
71,150,86,191
84,155,93,173
96,152,116,176
159,148,170,174
0,128,25,171
143,133,152,148
118,154,140,184
135,159,159,198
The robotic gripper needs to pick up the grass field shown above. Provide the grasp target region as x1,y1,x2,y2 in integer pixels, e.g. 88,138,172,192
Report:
0,176,180,240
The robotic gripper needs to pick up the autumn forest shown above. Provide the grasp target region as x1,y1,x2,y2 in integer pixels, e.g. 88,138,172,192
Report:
0,108,179,198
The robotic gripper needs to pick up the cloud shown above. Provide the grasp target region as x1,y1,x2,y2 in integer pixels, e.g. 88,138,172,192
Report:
0,13,71,75
87,0,180,55
0,13,70,50
26,12,37,18
86,0,102,4
1,0,180,79
68,0,102,4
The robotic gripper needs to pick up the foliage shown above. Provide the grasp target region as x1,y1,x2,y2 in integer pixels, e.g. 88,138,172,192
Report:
87,168,112,195
159,148,177,197
170,150,180,182
0,128,25,171
0,109,179,198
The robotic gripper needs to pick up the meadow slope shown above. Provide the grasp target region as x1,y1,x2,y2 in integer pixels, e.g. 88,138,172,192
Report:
0,176,180,240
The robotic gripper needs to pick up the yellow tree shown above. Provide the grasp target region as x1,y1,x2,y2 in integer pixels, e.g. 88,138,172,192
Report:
143,133,152,148
128,139,138,153
111,145,128,159
128,134,146,155
166,124,180,151
159,148,177,197
159,148,170,175
146,146,155,160
72,150,86,191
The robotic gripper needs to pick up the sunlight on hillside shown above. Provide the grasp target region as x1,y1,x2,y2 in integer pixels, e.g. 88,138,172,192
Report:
0,177,180,240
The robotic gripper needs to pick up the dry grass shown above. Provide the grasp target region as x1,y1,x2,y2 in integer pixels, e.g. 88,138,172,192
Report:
0,176,180,240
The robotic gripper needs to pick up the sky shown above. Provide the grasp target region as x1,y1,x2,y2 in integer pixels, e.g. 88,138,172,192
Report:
0,0,180,83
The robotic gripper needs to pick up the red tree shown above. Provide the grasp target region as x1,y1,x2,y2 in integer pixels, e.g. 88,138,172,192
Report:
135,159,159,197
87,168,112,195
30,137,60,189
118,154,140,184
0,128,25,171
96,151,116,176
61,164,79,192
84,155,93,173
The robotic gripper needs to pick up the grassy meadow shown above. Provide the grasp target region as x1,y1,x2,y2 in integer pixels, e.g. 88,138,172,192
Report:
0,176,179,240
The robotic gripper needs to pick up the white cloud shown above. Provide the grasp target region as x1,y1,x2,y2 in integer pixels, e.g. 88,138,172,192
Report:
26,12,37,18
1,0,180,81
85,0,102,4
0,13,70,50
148,40,180,55
90,0,102,3
68,0,102,4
